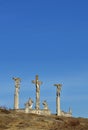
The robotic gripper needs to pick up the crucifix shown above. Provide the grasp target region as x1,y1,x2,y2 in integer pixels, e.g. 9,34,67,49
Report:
54,84,62,116
32,75,42,110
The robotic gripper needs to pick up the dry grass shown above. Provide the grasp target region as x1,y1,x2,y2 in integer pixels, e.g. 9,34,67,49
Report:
0,108,88,130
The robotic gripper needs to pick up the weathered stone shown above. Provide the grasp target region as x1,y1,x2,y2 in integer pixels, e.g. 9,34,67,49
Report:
54,84,62,116
25,98,33,113
32,75,42,110
13,77,21,110
42,100,49,110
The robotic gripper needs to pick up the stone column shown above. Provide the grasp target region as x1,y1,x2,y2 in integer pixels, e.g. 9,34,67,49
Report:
13,77,21,110
54,84,62,116
32,75,42,110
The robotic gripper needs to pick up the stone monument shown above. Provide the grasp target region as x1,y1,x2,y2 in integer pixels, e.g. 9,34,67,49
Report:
11,75,71,116
32,75,42,110
13,77,21,110
25,98,33,113
54,84,62,116
42,100,49,110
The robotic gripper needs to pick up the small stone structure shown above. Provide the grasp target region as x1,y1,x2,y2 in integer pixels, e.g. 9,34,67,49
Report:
61,109,72,117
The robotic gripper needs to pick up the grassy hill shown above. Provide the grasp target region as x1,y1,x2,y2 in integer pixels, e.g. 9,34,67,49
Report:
0,108,88,130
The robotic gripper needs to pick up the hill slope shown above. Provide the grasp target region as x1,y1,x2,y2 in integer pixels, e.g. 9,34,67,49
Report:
0,109,88,130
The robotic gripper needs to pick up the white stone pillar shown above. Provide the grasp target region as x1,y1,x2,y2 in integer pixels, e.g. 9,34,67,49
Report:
54,84,62,116
13,77,21,110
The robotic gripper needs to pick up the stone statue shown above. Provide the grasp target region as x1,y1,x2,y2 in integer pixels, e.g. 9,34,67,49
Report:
25,98,33,109
42,100,48,110
32,75,42,110
28,98,34,109
25,98,34,113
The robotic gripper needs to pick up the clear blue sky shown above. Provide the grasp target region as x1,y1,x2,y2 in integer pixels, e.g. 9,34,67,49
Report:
0,0,88,118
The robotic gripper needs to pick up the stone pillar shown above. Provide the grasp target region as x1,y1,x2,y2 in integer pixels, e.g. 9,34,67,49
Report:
13,77,21,110
32,75,42,110
54,84,62,116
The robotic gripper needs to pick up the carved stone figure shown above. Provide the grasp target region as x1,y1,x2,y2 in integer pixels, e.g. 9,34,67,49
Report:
32,75,42,110
28,98,34,109
42,100,48,110
25,98,33,113
25,98,33,109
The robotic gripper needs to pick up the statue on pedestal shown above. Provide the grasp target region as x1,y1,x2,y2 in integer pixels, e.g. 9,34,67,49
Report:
32,75,42,110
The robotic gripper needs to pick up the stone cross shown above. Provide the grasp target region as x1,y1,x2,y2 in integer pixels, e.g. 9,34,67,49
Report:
13,77,21,110
32,75,42,110
54,84,62,116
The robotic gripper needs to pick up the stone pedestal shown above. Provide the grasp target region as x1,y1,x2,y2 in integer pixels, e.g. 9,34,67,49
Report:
27,109,51,115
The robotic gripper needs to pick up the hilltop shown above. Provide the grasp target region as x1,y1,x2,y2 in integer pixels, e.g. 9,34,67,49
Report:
0,108,88,130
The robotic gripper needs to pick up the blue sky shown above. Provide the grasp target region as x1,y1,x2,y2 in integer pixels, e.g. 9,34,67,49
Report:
0,0,88,118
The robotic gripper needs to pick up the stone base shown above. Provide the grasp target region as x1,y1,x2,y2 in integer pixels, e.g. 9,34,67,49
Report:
25,108,51,115
15,108,51,116
13,109,72,117
27,109,51,115
61,111,72,117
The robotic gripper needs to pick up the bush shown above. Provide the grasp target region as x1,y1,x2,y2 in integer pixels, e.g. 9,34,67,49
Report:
0,106,10,114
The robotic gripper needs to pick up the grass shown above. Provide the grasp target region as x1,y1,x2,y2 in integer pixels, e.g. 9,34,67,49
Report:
0,108,88,130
